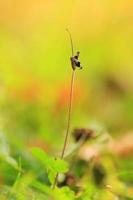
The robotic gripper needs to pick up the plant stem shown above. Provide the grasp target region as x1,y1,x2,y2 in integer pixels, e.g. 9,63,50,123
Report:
61,70,75,159
53,69,75,188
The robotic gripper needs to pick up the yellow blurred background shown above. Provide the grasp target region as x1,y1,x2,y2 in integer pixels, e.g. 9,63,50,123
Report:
0,0,133,149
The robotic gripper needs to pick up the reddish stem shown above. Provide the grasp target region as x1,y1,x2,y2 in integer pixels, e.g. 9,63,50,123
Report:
53,69,75,188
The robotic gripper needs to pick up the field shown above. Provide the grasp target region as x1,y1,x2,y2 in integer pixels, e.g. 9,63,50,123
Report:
0,1,133,199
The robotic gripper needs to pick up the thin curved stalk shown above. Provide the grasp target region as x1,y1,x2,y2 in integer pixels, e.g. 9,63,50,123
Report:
52,69,75,188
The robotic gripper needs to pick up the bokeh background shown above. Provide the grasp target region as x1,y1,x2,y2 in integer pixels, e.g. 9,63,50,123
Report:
0,0,133,180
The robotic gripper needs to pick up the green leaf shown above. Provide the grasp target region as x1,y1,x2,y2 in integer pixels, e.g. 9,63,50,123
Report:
0,130,10,157
50,158,69,173
48,170,57,184
32,147,68,172
54,186,75,200
5,156,19,170
31,180,52,195
31,147,50,168
79,185,96,200
0,130,20,170
31,147,69,184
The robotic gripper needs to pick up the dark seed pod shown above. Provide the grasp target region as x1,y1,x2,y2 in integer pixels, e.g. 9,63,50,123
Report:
92,163,106,187
74,60,81,68
74,51,80,59
58,173,76,187
72,128,94,142
71,51,82,70
70,57,76,70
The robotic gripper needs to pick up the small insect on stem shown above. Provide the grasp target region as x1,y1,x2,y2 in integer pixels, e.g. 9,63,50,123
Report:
66,29,83,71
52,29,83,189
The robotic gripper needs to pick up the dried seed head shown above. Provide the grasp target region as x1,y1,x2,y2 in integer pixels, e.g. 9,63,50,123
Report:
71,51,82,70
74,51,80,59
72,128,94,142
58,173,76,187
66,29,83,70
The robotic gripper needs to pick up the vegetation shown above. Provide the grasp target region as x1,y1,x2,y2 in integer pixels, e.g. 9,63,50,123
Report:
0,1,133,199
